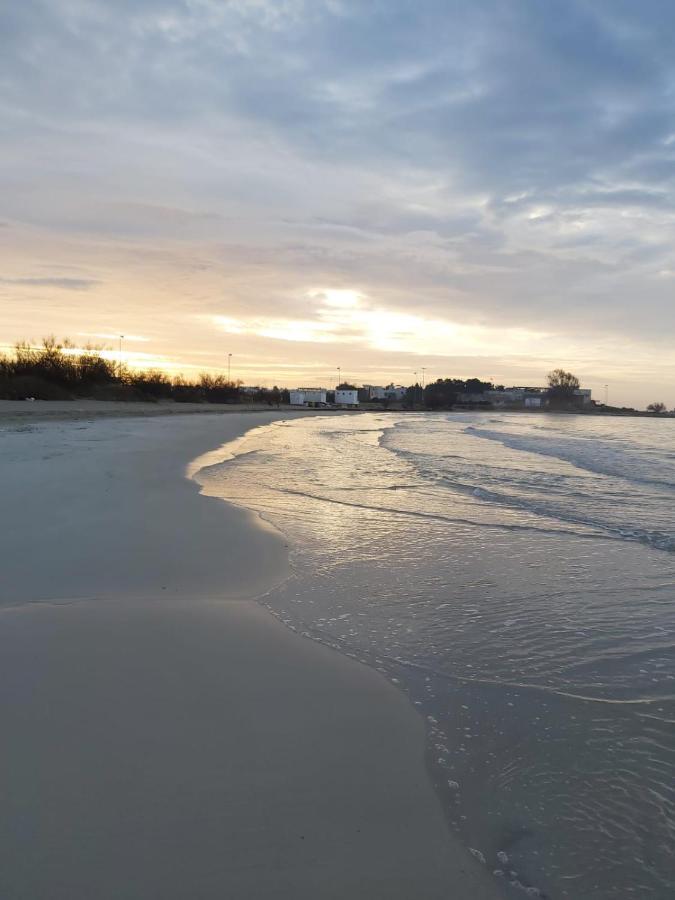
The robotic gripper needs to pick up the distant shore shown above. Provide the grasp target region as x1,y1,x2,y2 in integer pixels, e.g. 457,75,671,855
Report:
0,410,501,899
1,396,671,426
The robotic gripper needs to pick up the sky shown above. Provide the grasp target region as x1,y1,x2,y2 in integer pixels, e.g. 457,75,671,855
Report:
1,0,674,408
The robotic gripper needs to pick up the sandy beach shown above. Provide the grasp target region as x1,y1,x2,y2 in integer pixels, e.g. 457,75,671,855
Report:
0,406,501,900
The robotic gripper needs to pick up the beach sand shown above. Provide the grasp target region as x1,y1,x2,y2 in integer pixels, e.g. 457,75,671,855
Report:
0,408,502,899
0,398,290,425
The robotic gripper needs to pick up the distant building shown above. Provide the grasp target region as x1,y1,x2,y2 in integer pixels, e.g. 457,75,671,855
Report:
486,388,528,406
335,388,359,407
384,384,407,401
458,384,591,409
289,388,327,407
360,384,406,402
458,386,556,408
456,391,493,406
363,384,387,400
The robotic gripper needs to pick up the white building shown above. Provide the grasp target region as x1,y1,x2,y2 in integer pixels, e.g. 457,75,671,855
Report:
363,384,387,400
384,384,407,401
335,388,359,407
289,388,327,407
361,383,406,402
486,388,526,406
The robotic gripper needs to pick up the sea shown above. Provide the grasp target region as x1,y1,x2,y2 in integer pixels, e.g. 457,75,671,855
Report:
195,412,675,899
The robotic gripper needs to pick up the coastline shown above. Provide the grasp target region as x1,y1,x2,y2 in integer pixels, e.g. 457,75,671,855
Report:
0,410,503,899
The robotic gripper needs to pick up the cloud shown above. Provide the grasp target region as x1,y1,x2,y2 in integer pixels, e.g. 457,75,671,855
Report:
77,332,150,343
213,289,554,360
0,276,99,290
1,0,675,405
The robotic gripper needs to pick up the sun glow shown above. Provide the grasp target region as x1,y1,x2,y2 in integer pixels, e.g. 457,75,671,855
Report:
212,289,551,358
312,288,363,309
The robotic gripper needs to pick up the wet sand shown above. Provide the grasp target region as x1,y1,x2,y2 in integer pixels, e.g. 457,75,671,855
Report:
0,409,502,899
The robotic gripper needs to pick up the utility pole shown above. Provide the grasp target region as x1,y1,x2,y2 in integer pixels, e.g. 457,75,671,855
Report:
228,353,232,382
421,367,426,389
119,334,124,380
337,366,341,387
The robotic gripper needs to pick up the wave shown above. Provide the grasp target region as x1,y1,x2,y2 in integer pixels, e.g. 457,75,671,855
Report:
388,464,673,556
270,485,609,541
380,422,675,553
465,479,675,553
465,426,675,493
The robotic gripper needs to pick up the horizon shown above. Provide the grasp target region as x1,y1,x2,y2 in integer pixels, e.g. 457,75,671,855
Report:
2,2,675,409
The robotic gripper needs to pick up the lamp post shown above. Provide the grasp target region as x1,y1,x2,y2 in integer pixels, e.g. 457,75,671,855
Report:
119,334,124,380
228,353,232,382
421,367,426,389
337,366,341,387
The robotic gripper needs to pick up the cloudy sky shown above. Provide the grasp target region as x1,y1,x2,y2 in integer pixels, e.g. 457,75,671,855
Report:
1,0,674,406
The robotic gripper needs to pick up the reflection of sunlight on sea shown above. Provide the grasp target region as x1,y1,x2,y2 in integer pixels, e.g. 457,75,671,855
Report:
196,412,675,900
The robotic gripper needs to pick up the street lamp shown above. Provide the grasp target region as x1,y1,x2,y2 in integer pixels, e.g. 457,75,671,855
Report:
228,353,232,382
119,334,124,380
337,366,341,387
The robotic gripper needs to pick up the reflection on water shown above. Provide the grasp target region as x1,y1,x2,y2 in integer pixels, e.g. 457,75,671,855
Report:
195,412,675,899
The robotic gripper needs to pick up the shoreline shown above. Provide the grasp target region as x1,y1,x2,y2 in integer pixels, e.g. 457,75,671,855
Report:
2,397,670,428
0,410,503,899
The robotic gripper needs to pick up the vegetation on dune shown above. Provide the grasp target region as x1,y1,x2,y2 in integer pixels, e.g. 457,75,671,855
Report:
0,337,285,405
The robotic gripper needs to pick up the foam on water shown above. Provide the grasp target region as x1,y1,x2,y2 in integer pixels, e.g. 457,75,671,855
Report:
195,412,675,899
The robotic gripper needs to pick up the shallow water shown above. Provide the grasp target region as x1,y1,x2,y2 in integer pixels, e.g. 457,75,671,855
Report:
196,412,675,899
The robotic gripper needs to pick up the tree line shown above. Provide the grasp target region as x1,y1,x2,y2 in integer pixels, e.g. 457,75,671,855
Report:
0,338,286,405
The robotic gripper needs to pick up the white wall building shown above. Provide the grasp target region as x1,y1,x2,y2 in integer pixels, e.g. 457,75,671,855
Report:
335,388,359,407
384,384,407,400
486,388,526,406
289,388,327,407
362,383,406,402
363,385,387,400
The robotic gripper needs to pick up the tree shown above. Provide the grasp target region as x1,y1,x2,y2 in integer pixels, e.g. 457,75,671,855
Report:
547,369,580,408
547,369,580,392
647,402,666,414
464,377,492,394
423,378,464,409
